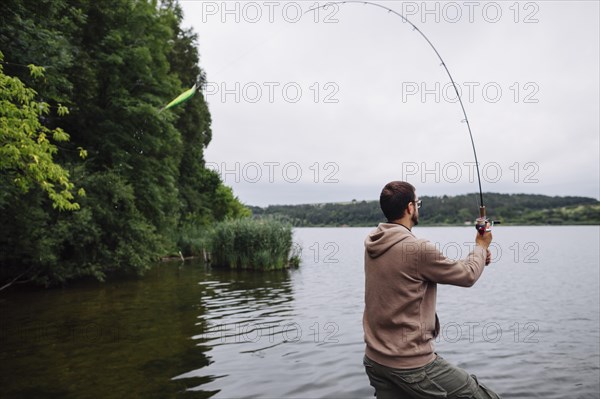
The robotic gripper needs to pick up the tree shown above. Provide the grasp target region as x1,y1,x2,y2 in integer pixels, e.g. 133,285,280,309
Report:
0,1,250,287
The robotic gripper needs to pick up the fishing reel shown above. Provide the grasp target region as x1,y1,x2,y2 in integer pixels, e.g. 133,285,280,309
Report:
475,206,500,235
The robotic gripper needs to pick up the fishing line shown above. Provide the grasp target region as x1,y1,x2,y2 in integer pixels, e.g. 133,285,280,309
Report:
306,1,495,230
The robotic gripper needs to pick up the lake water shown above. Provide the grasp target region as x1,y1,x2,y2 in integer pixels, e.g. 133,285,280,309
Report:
1,226,598,398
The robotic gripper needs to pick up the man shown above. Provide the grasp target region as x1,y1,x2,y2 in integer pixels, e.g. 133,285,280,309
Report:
363,181,501,398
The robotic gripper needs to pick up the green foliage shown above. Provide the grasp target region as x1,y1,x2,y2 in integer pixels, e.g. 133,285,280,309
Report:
0,189,56,283
0,51,83,211
209,219,297,270
214,183,253,220
250,194,600,226
0,0,249,287
53,171,165,280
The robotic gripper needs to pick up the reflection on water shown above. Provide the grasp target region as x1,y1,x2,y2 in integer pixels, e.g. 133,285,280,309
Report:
176,270,298,396
1,226,599,398
0,263,296,399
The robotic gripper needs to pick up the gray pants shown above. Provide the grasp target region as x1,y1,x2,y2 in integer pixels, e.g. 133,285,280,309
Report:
363,354,501,399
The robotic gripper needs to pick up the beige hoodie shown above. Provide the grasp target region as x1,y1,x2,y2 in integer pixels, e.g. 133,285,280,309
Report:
363,223,487,369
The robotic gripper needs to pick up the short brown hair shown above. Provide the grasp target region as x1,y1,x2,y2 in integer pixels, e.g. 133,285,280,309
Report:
379,181,416,221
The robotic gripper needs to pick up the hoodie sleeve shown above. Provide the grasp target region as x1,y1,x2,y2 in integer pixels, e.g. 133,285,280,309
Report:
415,240,487,287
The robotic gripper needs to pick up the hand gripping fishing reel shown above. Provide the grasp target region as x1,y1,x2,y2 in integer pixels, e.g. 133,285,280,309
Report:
475,206,500,235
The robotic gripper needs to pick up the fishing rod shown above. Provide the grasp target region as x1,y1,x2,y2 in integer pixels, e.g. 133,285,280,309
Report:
306,1,498,233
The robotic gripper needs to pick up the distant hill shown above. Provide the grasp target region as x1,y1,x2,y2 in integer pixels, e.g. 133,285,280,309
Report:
249,193,600,227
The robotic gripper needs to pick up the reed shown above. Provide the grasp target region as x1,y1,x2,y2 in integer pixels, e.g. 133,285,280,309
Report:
209,218,299,270
177,222,211,258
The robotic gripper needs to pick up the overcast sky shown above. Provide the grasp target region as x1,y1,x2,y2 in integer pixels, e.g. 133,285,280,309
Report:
180,0,599,207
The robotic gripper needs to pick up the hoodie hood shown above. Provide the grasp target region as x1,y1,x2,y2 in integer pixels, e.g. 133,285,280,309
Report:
365,223,415,258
